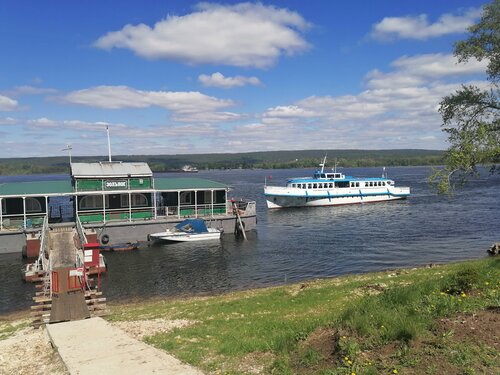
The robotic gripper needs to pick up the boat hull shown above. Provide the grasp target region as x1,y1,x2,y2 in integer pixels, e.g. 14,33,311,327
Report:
149,228,221,242
264,186,410,209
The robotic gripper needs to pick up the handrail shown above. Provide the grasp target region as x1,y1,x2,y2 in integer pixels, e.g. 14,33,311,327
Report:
75,215,88,245
36,216,49,271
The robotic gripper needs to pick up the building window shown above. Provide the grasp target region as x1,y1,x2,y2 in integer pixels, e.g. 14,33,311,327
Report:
25,198,42,213
121,194,148,207
180,191,192,205
79,195,109,209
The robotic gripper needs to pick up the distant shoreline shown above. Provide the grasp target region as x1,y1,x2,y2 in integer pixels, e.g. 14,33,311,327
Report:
0,149,444,176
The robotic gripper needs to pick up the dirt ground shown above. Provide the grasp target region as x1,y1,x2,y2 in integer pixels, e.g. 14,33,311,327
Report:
0,322,67,375
291,308,500,374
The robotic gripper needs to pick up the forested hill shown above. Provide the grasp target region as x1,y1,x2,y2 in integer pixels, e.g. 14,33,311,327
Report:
0,149,444,175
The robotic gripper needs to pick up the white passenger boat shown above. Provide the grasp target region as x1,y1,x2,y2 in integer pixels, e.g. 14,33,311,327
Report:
149,219,221,242
264,157,410,209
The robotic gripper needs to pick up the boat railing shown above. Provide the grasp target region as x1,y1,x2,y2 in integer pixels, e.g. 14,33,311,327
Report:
264,185,289,192
78,206,155,223
0,212,46,231
161,203,228,218
227,200,256,216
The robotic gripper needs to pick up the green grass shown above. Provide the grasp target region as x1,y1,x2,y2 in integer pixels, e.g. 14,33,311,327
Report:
107,258,500,374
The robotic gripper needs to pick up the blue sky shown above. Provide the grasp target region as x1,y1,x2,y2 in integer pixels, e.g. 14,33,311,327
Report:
0,0,489,157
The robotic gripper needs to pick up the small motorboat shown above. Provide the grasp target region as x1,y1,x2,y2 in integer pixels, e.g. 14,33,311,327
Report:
149,219,222,242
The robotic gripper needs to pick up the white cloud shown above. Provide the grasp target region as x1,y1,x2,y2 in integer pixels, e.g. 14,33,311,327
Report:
60,85,239,123
0,95,19,111
198,72,261,88
26,117,125,132
0,117,18,125
365,53,488,89
249,52,490,150
94,2,310,68
370,7,481,41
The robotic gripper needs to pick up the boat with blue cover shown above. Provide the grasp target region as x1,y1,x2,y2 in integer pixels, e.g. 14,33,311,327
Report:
149,218,222,242
264,156,410,209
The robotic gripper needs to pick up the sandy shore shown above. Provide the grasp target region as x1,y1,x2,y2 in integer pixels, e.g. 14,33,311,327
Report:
0,320,67,375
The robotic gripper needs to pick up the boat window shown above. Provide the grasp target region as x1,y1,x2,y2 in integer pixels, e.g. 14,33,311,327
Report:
382,182,386,186
335,181,349,188
308,183,312,189
25,198,42,213
79,195,109,209
329,183,333,188
356,182,360,187
121,193,148,207
313,183,317,189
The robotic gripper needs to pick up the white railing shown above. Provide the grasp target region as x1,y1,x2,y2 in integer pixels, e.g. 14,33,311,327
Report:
35,216,49,272
161,203,228,218
75,215,88,245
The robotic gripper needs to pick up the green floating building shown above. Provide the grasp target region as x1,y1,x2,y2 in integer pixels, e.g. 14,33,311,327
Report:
0,161,256,254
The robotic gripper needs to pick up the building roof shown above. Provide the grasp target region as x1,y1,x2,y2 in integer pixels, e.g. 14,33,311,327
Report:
0,177,227,198
71,162,152,178
155,177,227,191
0,180,74,197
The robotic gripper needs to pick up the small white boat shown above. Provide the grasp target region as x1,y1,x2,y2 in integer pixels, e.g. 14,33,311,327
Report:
149,219,221,242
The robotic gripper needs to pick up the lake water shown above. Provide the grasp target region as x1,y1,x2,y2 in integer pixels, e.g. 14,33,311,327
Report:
1,166,499,314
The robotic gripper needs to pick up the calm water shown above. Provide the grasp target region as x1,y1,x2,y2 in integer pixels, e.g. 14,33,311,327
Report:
1,166,499,314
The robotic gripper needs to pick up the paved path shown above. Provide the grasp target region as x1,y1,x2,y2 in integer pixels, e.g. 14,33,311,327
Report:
46,317,204,375
48,229,77,268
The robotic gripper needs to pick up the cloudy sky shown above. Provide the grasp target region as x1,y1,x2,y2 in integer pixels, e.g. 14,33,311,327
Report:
0,0,489,157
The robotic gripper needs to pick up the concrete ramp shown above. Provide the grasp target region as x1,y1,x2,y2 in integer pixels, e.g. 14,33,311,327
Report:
48,228,77,268
46,317,204,375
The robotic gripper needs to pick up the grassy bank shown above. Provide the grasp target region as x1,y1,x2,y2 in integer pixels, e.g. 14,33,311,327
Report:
105,257,499,374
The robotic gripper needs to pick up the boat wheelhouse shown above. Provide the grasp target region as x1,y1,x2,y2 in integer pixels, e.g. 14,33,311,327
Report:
0,161,256,254
264,158,410,209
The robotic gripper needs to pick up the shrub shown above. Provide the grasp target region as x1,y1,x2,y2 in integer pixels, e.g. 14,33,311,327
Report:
443,267,480,295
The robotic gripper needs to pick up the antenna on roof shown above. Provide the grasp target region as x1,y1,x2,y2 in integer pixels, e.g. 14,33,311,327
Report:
62,144,72,164
106,125,112,162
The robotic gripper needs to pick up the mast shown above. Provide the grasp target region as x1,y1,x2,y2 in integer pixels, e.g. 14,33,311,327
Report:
106,125,112,162
319,154,327,173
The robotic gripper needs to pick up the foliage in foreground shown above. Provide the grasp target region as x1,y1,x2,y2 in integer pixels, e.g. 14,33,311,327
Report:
107,257,499,374
433,0,500,193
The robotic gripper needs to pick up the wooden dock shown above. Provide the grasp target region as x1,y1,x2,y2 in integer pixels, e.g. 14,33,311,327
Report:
29,222,107,328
